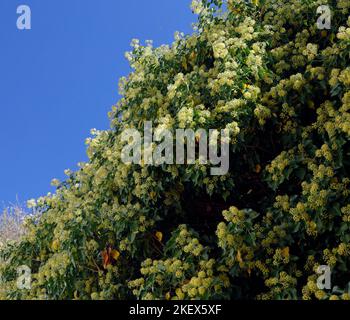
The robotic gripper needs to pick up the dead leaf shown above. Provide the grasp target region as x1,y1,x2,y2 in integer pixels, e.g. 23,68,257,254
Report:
282,247,290,257
255,164,262,173
102,246,120,269
101,249,111,269
236,250,243,264
155,231,163,242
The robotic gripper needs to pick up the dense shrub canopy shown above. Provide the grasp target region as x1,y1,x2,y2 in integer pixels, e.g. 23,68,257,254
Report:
1,0,350,300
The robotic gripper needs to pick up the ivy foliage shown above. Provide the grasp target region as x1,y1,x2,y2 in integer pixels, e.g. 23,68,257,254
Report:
1,0,350,300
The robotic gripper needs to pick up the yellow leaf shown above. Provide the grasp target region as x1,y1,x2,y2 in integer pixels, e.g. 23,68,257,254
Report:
252,0,259,6
165,292,171,300
110,249,120,261
190,51,196,62
236,250,243,263
255,164,262,173
150,191,156,200
282,247,290,257
155,231,163,242
51,240,60,251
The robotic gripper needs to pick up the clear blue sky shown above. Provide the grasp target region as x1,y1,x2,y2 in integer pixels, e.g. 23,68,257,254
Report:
0,0,195,207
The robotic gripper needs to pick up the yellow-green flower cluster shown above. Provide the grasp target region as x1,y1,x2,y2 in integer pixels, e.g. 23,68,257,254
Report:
128,225,229,300
259,272,297,300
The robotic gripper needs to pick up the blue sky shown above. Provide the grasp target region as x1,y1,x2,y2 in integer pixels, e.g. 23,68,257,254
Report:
0,0,195,207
